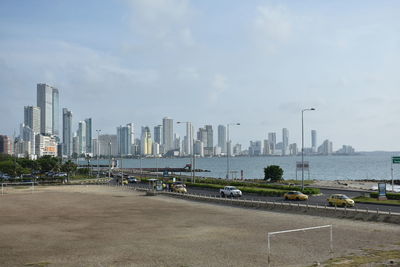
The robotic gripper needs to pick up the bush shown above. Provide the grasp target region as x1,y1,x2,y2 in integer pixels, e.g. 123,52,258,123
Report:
264,165,283,182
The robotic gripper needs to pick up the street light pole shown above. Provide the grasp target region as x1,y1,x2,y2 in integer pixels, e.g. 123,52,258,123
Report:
301,108,315,190
96,129,101,178
108,139,111,179
226,123,240,180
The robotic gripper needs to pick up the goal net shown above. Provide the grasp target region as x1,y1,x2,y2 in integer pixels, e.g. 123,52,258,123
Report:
1,181,35,195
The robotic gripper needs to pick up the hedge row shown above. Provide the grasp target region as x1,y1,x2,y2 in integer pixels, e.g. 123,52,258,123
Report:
194,178,320,194
370,192,400,200
187,182,296,197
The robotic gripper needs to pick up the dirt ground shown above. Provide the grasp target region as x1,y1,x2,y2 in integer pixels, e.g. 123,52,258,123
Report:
0,185,399,267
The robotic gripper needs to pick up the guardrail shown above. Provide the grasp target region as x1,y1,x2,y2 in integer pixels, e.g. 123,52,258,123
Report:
80,183,400,224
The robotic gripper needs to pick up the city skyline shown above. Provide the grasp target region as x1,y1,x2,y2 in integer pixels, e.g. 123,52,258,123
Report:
1,1,400,151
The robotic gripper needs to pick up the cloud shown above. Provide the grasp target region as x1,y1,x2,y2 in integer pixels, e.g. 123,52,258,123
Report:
253,4,292,50
208,74,227,103
124,0,195,48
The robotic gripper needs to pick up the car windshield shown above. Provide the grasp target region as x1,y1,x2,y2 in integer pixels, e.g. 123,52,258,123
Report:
338,195,349,199
228,187,237,190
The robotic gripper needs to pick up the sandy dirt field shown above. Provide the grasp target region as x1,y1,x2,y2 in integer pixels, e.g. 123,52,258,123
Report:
0,185,399,267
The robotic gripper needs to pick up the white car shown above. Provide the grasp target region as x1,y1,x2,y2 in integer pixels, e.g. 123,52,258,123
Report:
220,186,242,197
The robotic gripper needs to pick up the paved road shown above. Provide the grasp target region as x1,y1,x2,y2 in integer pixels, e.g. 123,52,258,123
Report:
124,181,400,213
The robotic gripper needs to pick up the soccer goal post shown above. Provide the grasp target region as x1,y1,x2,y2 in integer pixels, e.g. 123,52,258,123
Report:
1,181,35,195
267,224,333,267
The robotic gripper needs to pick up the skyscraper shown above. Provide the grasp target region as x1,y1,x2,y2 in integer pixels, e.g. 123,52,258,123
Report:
24,106,41,134
141,126,152,155
154,125,162,145
282,128,289,155
117,123,134,156
311,130,317,153
184,122,194,155
268,132,276,154
77,121,86,155
162,117,173,152
205,125,213,148
52,88,59,137
37,83,59,136
218,125,227,153
85,118,92,153
62,108,73,157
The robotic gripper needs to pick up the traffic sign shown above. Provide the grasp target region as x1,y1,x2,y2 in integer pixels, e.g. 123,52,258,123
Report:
392,157,400,164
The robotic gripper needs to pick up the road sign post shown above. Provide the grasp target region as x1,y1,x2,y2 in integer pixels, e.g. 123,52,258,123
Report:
391,157,400,192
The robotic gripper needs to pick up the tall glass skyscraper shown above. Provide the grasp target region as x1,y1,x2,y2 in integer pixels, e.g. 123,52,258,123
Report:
24,106,41,134
162,117,173,152
37,83,59,137
85,118,92,153
117,123,134,156
218,125,226,153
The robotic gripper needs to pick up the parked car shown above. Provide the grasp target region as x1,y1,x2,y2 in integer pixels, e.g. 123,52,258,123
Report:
220,186,242,197
127,177,140,183
172,184,187,193
284,191,308,201
327,194,355,207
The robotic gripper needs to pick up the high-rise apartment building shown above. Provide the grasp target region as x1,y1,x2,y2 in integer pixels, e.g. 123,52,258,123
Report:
37,83,59,137
268,132,276,154
117,123,134,156
0,135,13,155
162,117,173,152
19,123,35,156
318,139,333,155
282,128,289,155
249,141,262,156
141,126,152,155
24,106,41,134
95,134,118,156
154,125,162,145
311,130,317,153
205,125,213,148
84,118,92,153
184,122,194,155
62,108,73,157
52,88,59,137
263,139,270,155
77,121,86,155
217,125,227,153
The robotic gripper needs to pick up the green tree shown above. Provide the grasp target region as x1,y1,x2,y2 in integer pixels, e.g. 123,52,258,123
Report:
17,158,39,171
61,160,77,181
37,156,60,173
0,160,28,177
264,165,284,182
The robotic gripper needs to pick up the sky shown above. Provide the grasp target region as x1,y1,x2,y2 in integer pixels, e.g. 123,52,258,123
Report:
1,0,400,151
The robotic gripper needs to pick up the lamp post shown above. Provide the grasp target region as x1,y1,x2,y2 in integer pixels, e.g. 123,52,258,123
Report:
301,108,315,190
177,121,195,183
96,129,101,178
108,139,111,179
226,123,240,180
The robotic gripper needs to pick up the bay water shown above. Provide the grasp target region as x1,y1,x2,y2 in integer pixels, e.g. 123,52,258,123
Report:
87,152,400,180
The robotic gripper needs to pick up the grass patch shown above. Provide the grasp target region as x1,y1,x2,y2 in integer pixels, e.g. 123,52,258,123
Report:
186,182,288,196
354,196,400,205
322,248,400,266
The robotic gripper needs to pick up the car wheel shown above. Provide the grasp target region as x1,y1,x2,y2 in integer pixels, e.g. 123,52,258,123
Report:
230,193,234,198
285,196,288,200
221,192,225,197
